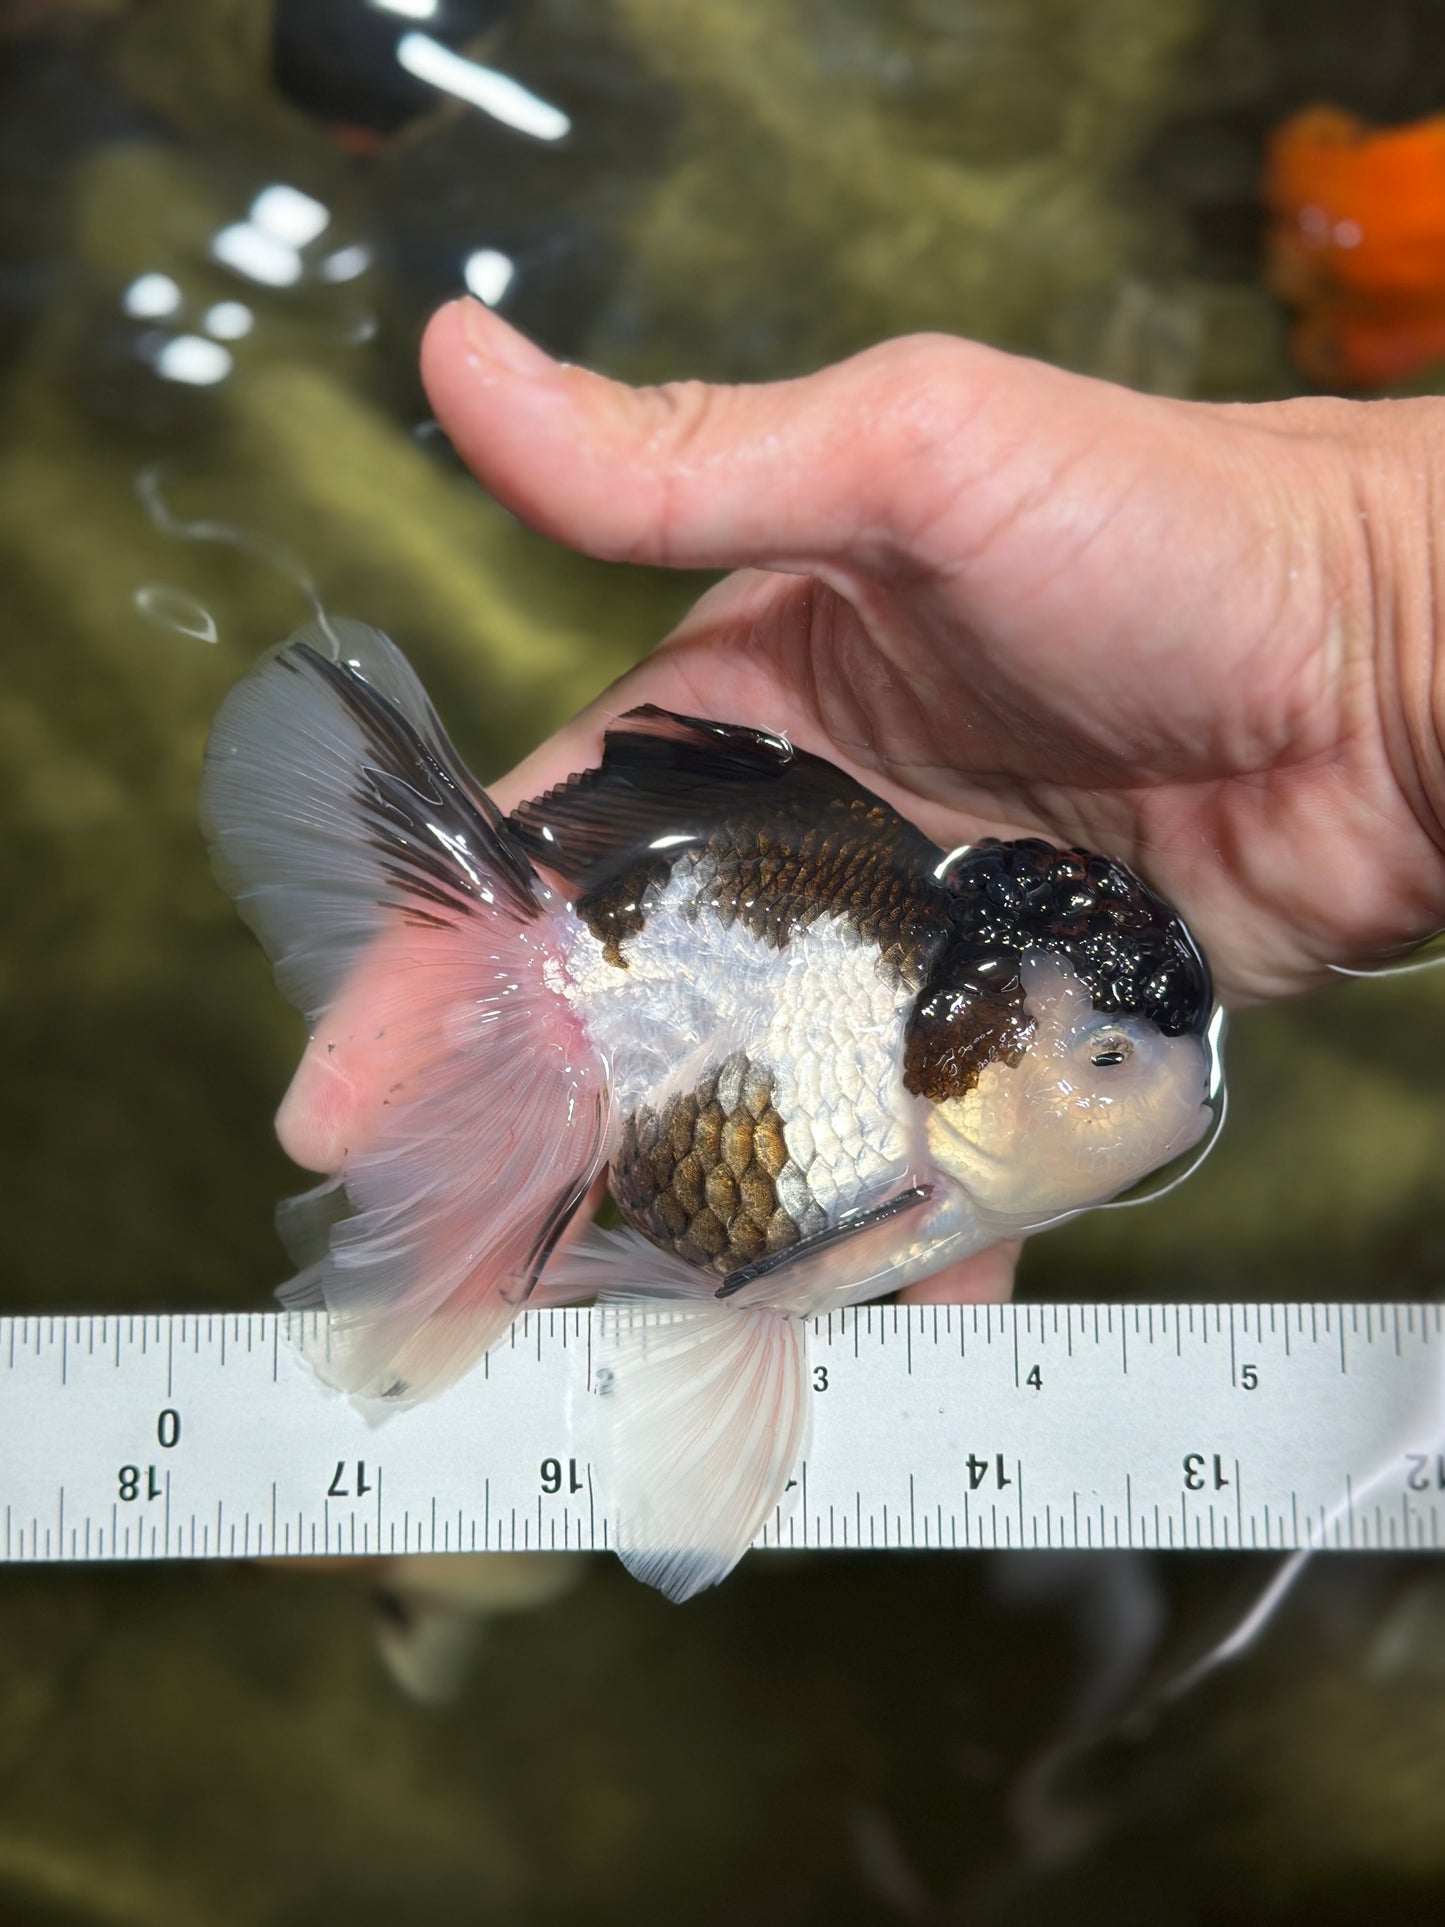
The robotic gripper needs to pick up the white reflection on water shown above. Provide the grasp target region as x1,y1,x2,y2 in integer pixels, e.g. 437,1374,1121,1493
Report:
153,335,233,385
320,243,373,284
397,32,571,141
212,222,302,288
250,184,330,249
134,584,218,644
463,248,514,305
135,464,341,653
202,301,254,341
123,272,182,319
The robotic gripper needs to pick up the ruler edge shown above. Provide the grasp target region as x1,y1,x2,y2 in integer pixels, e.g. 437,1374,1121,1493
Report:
2,1300,1442,1566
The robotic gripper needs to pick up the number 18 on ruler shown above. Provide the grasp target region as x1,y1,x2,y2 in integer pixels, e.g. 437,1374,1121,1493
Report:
1,1303,1442,1561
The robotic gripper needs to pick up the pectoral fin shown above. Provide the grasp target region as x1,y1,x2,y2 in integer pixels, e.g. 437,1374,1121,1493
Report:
714,1184,934,1297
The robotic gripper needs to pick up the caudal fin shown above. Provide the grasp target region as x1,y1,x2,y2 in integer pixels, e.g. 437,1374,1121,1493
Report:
203,619,612,1401
554,1229,809,1602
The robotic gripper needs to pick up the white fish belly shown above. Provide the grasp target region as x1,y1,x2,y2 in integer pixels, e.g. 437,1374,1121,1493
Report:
555,863,920,1222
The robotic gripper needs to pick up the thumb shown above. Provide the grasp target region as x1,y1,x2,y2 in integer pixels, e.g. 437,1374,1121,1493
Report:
419,298,1118,580
898,1241,1020,1307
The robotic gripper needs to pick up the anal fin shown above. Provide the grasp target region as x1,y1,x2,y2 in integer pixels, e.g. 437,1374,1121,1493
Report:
556,1230,808,1602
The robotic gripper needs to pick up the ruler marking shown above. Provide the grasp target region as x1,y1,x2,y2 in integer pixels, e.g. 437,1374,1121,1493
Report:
6,1306,1444,1564
1235,1458,1243,1544
1016,1460,1024,1544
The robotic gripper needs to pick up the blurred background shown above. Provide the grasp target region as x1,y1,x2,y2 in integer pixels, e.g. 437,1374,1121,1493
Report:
3,0,1445,1920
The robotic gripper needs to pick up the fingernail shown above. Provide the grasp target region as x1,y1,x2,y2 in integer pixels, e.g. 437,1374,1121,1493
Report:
455,297,557,377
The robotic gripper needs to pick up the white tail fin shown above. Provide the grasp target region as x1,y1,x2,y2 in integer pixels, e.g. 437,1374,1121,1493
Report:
555,1229,809,1602
203,620,612,1401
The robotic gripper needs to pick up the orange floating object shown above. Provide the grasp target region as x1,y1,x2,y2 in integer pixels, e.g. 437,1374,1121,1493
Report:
1263,105,1445,386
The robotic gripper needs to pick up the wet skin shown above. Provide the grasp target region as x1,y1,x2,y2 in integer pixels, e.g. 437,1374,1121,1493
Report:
278,300,1445,1302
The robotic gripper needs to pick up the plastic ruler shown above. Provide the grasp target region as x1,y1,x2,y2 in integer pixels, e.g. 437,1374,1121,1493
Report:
2,1303,1443,1565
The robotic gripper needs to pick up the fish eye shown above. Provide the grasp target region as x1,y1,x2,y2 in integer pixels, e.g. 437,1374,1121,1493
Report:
1087,1034,1133,1069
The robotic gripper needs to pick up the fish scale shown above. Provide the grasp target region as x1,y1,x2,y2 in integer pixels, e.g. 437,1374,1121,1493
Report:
572,856,919,1265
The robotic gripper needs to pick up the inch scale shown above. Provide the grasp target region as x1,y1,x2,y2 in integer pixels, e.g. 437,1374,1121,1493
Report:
1,1303,1443,1565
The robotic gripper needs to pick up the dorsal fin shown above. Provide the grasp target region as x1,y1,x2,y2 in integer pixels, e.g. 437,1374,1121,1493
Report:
508,704,943,896
507,707,950,978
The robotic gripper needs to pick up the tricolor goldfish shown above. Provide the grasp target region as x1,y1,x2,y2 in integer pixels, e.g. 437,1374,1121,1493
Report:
203,621,1217,1600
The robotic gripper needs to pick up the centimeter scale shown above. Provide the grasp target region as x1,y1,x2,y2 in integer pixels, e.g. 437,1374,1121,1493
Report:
2,1303,1443,1565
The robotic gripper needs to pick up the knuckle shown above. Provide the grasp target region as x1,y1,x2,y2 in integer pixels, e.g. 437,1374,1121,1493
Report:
634,378,720,464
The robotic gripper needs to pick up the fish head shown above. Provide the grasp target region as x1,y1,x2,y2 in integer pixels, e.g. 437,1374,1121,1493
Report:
925,950,1213,1226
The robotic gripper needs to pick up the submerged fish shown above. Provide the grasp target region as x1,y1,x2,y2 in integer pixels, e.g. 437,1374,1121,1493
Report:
203,620,1216,1600
1264,105,1445,387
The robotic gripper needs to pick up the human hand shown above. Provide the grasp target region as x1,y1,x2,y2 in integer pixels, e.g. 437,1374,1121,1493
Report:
276,299,1445,1304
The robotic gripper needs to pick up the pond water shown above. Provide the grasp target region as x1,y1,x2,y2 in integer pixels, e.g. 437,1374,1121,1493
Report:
2,3,1444,1921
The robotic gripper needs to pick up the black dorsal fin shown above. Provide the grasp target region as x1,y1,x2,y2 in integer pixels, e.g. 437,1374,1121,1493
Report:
507,706,950,979
508,705,940,893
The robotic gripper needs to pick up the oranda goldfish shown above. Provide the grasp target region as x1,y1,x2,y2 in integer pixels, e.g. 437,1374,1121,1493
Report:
1264,105,1445,387
204,621,1217,1600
